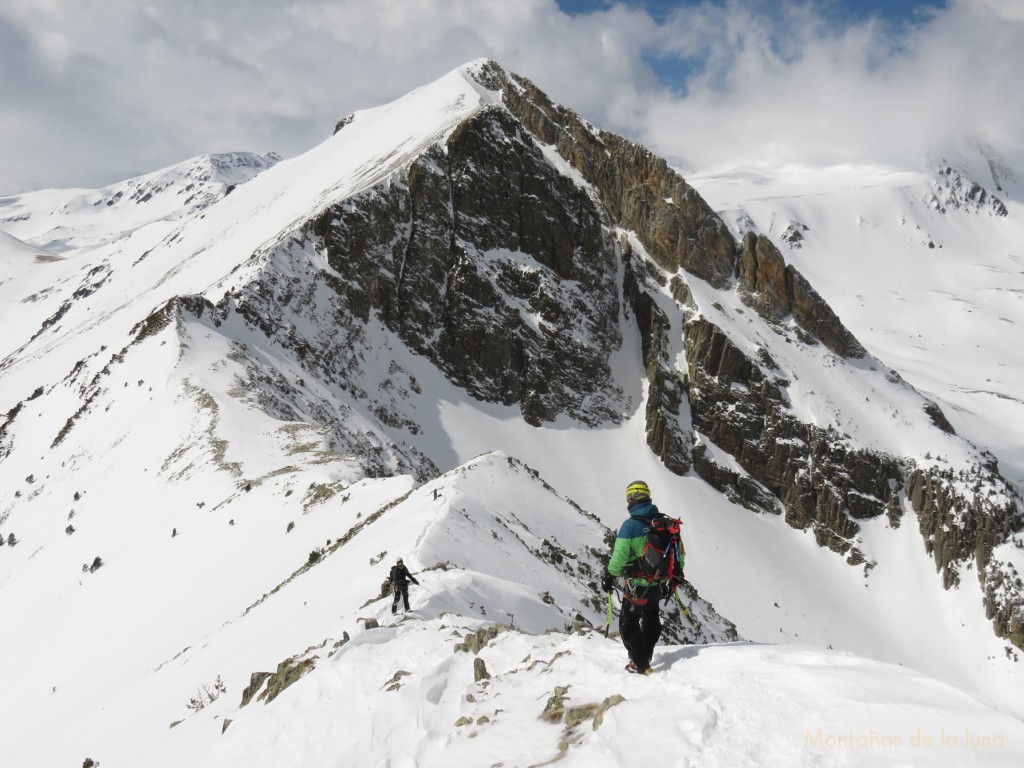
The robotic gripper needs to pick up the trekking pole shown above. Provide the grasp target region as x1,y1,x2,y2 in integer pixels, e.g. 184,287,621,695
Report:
672,590,697,628
417,582,516,626
603,590,614,637
417,583,468,615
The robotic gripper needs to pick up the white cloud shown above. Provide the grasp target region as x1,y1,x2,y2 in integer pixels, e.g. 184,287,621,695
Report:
964,0,1024,23
634,0,1024,177
0,0,1021,192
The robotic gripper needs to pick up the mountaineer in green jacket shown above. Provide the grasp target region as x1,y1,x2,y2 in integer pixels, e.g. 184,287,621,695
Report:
602,480,681,674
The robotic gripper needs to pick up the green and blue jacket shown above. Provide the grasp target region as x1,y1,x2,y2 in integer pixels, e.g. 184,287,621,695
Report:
608,500,681,586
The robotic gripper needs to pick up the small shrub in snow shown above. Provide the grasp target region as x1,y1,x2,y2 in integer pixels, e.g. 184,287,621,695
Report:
287,521,295,533
186,675,226,712
6,533,16,547
66,525,75,536
307,549,322,565
82,758,99,768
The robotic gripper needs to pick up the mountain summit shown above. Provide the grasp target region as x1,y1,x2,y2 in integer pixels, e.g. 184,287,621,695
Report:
1,59,1022,765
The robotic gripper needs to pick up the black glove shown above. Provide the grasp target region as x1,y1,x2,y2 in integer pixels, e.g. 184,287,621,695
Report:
601,572,614,592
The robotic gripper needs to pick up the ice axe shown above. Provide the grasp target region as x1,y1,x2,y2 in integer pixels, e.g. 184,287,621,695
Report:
672,589,697,628
602,589,610,638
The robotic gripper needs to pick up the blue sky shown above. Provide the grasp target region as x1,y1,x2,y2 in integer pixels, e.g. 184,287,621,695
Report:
556,1,948,90
0,0,1019,193
557,0,945,24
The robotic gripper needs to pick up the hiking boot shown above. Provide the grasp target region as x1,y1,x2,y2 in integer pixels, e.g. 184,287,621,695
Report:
626,661,653,674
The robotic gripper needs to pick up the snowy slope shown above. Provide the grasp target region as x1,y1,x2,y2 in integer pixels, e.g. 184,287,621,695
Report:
0,151,280,253
5,444,1018,768
0,449,730,768
0,228,59,263
1,60,1023,768
690,155,1024,493
0,65,498,399
144,620,1024,768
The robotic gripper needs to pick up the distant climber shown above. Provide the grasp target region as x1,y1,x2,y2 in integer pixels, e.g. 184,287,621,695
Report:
602,481,684,674
389,557,420,614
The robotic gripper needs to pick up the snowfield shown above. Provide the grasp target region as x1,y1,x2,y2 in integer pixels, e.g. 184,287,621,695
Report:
144,619,1024,768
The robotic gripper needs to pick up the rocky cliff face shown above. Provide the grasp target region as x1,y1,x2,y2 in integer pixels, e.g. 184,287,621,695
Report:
307,104,626,428
737,232,867,359
905,463,1024,648
476,62,736,290
104,61,1024,651
682,310,905,561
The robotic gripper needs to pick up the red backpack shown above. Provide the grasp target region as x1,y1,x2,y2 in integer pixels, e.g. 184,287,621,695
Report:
629,514,685,588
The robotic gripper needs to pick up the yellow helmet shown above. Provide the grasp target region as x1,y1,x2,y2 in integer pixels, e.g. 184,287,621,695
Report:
626,481,651,503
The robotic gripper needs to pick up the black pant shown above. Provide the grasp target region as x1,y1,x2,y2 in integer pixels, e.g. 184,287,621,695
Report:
391,583,410,612
619,584,664,669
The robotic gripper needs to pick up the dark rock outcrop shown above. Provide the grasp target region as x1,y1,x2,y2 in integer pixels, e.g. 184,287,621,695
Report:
476,61,737,290
622,246,691,474
905,463,1024,646
303,103,625,428
241,651,317,707
738,232,866,358
684,314,903,561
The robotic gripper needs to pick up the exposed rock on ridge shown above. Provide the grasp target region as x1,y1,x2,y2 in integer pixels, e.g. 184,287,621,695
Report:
929,164,1009,217
301,104,625,427
621,244,692,474
471,61,737,291
683,313,903,560
906,464,1024,647
738,232,866,359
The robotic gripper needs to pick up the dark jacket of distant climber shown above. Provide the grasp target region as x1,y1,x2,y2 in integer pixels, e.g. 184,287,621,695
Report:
390,559,419,614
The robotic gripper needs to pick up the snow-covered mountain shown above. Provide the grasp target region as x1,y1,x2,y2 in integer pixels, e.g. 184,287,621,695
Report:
691,145,1024,495
1,60,1022,767
0,151,280,253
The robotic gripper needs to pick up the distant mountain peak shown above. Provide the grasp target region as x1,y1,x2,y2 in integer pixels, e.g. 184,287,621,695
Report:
926,137,1020,214
0,150,281,252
